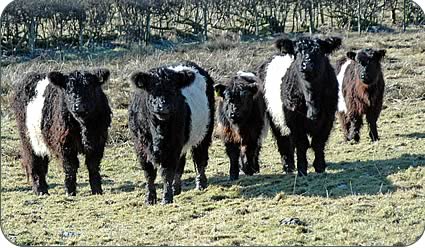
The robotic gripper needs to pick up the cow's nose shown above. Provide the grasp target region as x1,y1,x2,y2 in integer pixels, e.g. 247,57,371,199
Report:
301,62,312,72
157,104,170,115
74,104,87,114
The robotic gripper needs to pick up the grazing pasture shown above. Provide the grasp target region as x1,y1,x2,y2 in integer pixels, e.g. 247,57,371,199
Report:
1,32,425,245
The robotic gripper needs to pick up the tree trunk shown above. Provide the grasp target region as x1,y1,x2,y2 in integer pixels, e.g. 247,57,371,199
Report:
292,3,298,32
145,10,151,45
28,17,37,55
254,5,259,36
78,19,84,50
403,0,407,31
308,0,314,34
358,0,361,35
203,3,208,41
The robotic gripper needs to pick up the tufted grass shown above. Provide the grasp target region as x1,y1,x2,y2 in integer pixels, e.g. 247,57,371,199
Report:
1,32,425,246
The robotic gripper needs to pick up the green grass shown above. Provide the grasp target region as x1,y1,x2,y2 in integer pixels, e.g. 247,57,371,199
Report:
1,32,425,246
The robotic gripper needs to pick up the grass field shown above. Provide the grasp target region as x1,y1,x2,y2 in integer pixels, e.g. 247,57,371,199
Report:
1,31,425,246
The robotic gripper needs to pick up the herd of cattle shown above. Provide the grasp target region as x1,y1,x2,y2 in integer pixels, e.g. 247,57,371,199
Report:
11,36,386,204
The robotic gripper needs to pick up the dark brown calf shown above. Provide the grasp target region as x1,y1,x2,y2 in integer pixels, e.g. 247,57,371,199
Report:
336,48,386,142
214,71,267,180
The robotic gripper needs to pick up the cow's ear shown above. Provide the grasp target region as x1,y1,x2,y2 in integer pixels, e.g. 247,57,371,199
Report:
237,71,258,84
94,68,110,85
320,37,342,54
274,38,295,54
214,83,226,98
175,70,195,88
346,51,357,60
374,49,386,61
247,83,258,94
130,71,151,90
48,71,67,88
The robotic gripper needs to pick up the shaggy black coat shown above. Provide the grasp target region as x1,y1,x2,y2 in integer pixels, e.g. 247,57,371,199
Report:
258,36,341,176
128,61,215,204
12,69,111,196
214,72,267,180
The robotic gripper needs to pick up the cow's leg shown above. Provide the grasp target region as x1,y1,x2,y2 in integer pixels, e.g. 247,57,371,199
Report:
225,142,240,180
31,153,49,195
85,149,104,195
292,129,309,176
191,119,213,190
19,136,50,195
311,119,333,173
240,143,259,176
269,119,295,173
62,148,79,196
173,155,186,195
348,115,363,143
160,165,175,204
366,110,380,142
338,112,351,141
252,143,261,174
139,154,157,205
192,142,209,191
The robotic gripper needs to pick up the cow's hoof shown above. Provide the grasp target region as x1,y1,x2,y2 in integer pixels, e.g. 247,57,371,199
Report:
195,181,207,191
297,170,307,177
161,198,173,205
313,160,327,173
241,167,255,176
195,175,207,190
283,165,295,174
91,188,103,195
145,193,157,205
353,134,360,142
229,174,239,181
66,191,76,197
173,185,181,195
37,191,49,196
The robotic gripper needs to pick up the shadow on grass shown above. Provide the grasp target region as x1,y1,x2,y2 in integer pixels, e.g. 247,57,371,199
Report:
396,132,425,139
2,178,115,194
4,154,423,200
204,153,425,199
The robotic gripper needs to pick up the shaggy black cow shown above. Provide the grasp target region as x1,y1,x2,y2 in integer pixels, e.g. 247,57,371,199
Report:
214,71,267,180
12,69,112,196
336,48,386,142
128,61,215,205
257,36,341,176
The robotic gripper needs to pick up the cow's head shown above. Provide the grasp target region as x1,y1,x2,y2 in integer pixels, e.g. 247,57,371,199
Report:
276,36,341,79
130,68,195,121
214,71,259,125
48,68,110,121
347,48,386,84
275,36,342,120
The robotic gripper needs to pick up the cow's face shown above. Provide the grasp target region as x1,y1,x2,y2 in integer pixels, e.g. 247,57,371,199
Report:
130,68,194,121
347,49,386,84
48,69,110,120
215,72,258,125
